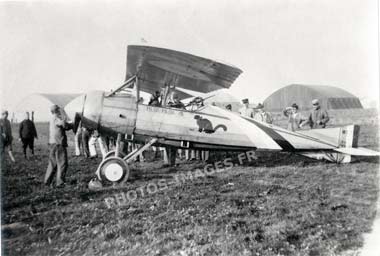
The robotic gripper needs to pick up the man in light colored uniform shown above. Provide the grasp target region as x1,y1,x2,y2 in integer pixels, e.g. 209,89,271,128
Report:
44,105,72,187
239,99,254,118
74,122,82,156
253,103,273,124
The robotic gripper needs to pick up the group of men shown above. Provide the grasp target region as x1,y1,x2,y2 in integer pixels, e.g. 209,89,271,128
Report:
238,98,274,124
1,110,38,165
0,105,73,187
282,99,329,131
236,98,329,131
74,126,103,159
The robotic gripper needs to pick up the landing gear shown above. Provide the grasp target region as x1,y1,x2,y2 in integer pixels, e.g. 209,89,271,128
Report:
90,136,158,189
104,150,126,159
98,157,129,183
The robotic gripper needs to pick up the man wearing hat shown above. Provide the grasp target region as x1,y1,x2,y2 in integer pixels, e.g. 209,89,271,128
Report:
239,99,254,118
253,103,273,124
0,110,15,163
44,105,73,187
19,111,38,159
283,103,303,131
300,99,329,129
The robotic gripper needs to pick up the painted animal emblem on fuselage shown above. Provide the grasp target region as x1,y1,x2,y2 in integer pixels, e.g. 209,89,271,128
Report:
194,115,227,133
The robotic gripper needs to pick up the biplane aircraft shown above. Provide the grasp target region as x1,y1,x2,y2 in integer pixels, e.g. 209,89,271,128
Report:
65,45,380,185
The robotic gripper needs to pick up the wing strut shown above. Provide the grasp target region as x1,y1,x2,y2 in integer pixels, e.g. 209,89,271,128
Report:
106,75,137,97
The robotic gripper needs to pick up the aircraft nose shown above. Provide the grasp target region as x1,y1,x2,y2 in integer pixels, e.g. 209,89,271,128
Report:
81,90,104,130
64,94,85,123
64,91,104,131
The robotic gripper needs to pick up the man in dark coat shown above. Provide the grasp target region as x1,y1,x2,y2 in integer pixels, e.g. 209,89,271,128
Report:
148,91,161,106
300,99,330,129
19,112,38,158
1,110,15,163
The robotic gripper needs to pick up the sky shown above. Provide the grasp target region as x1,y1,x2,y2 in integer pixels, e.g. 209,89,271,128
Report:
0,0,379,110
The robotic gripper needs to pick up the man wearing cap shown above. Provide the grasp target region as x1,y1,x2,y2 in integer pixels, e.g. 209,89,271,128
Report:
0,110,15,163
300,99,329,129
19,111,38,159
283,103,303,131
44,105,73,187
253,103,273,124
239,99,254,118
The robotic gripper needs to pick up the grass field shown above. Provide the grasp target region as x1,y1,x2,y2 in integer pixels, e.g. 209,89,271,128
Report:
1,115,379,256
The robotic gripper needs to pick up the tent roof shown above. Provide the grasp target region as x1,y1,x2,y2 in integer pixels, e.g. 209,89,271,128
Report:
38,93,81,107
286,84,356,98
263,84,362,111
204,90,240,104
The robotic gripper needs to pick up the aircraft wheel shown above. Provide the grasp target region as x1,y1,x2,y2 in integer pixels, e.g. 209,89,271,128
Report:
98,157,129,184
105,150,126,159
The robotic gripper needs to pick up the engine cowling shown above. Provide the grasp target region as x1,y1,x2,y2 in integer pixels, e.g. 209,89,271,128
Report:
65,90,137,136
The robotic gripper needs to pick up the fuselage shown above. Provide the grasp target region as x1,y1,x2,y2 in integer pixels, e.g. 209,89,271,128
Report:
65,90,346,153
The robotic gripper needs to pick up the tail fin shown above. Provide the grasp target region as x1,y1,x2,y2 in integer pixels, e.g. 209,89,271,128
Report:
337,124,360,148
301,125,378,163
332,124,379,162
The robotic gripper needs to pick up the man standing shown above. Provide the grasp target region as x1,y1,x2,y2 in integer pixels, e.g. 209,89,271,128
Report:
81,127,90,157
88,129,99,158
300,99,329,129
44,105,72,187
253,103,273,124
239,99,254,118
283,103,303,131
74,121,82,156
19,112,38,159
0,110,15,163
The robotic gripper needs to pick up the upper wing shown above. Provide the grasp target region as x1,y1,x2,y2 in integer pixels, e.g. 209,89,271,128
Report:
125,45,243,98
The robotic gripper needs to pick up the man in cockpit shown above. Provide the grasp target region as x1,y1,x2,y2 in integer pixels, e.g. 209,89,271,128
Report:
148,90,161,106
168,93,186,109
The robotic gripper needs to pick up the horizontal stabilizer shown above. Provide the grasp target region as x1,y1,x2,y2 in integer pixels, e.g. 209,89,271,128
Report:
334,147,380,156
